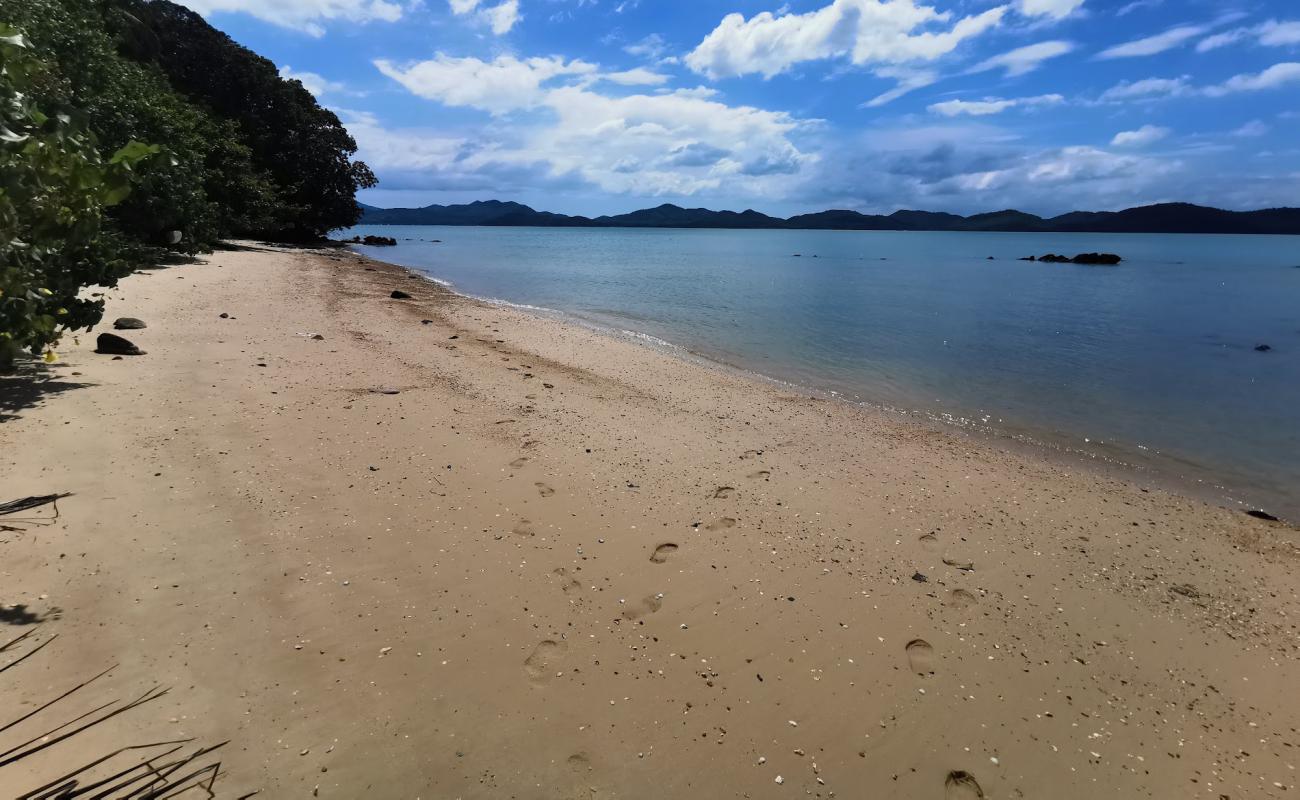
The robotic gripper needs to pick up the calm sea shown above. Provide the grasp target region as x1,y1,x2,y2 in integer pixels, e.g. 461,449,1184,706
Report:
345,225,1300,519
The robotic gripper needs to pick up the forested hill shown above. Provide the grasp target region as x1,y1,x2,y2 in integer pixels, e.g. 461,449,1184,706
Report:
2,0,375,248
360,201,1300,234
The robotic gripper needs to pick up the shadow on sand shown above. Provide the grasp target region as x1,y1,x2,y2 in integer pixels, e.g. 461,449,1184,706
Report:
0,361,93,424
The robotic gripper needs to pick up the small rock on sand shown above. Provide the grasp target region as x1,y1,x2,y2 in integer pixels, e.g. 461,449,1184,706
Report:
113,317,147,330
390,290,412,299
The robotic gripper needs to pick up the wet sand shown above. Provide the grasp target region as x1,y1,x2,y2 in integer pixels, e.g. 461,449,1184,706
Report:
1,244,1297,798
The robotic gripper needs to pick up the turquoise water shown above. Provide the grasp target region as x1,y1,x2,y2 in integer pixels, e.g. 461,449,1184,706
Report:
346,225,1300,518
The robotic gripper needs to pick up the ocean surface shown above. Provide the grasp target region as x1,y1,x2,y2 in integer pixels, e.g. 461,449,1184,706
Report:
345,225,1300,518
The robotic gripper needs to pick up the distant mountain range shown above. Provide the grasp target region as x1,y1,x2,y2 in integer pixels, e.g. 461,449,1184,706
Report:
358,200,1300,234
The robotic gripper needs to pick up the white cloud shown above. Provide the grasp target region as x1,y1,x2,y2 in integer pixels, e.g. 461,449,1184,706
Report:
1259,20,1300,47
863,67,939,107
483,0,520,33
373,53,820,198
1097,75,1191,102
1016,0,1084,21
684,0,1008,80
1115,0,1160,16
1111,124,1170,147
179,0,403,36
1203,62,1300,97
624,33,668,59
1196,27,1252,52
337,109,471,172
375,55,596,114
928,93,1063,116
602,68,670,86
968,40,1073,76
448,0,520,34
1231,120,1270,137
1200,19,1300,52
1097,23,1208,59
1023,145,1166,184
279,65,348,97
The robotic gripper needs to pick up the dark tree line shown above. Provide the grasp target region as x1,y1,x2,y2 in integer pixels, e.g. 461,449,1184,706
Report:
1,0,375,364
1,0,374,250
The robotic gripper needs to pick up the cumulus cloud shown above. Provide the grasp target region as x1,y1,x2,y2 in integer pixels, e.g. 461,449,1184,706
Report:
968,40,1073,76
179,0,402,36
448,0,520,34
279,65,350,97
1097,23,1210,59
374,55,596,114
372,53,819,198
1016,0,1084,21
928,93,1063,116
1203,62,1300,97
1110,124,1170,147
1259,19,1300,47
483,0,520,33
683,0,1007,80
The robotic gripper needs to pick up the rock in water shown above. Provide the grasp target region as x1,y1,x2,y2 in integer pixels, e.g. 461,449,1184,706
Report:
1254,344,1272,352
113,317,147,330
390,290,412,299
1245,509,1279,521
1072,252,1122,265
96,332,146,355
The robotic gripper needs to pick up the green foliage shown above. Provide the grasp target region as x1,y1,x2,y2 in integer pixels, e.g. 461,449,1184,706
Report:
0,25,157,365
0,0,373,249
127,0,376,238
0,0,377,365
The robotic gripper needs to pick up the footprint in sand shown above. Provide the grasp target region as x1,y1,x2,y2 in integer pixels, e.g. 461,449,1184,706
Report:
649,543,679,563
566,752,591,770
946,589,977,609
523,640,565,683
905,638,936,675
512,519,536,536
919,533,941,552
535,482,556,497
553,567,583,596
747,469,771,480
704,517,736,531
620,594,663,621
509,457,529,468
945,770,985,800
712,486,736,499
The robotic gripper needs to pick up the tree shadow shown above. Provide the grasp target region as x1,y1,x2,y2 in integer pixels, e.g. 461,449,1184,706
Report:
0,604,60,626
0,361,93,424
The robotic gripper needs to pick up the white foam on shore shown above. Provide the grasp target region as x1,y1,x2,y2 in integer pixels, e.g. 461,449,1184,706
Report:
619,329,679,350
482,297,560,313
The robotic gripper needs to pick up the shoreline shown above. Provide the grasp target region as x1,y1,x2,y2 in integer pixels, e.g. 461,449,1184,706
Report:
365,244,1290,523
2,243,1296,798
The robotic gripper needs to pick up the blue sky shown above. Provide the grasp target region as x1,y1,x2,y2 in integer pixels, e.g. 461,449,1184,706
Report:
182,0,1299,216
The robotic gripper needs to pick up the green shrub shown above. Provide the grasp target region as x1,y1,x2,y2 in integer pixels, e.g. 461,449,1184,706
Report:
1,25,156,366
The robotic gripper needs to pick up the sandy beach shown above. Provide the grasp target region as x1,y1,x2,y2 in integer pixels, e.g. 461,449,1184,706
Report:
2,244,1297,798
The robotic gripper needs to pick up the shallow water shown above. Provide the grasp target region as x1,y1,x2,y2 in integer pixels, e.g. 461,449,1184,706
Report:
345,225,1300,518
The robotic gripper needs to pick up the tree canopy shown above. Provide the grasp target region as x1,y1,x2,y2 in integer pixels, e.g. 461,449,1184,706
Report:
1,0,375,363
